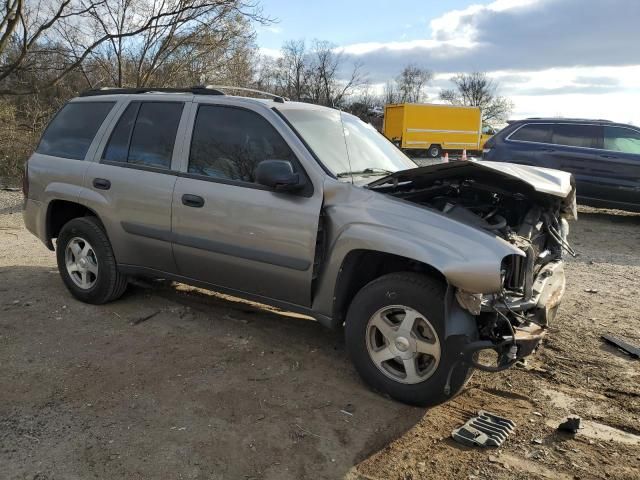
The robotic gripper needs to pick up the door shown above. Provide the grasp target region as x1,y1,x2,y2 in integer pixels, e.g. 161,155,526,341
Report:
504,123,556,166
595,125,640,205
548,123,604,200
85,100,186,273
171,104,322,307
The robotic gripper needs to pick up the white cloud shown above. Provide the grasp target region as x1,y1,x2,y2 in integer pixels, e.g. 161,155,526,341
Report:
259,47,282,59
332,0,640,125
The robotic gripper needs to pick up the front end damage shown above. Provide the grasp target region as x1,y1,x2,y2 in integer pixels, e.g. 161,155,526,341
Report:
369,160,576,374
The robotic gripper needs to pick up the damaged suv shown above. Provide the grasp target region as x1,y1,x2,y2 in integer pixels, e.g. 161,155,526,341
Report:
23,87,576,406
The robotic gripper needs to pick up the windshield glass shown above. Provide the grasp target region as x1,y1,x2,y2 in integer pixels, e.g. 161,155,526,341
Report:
279,107,416,178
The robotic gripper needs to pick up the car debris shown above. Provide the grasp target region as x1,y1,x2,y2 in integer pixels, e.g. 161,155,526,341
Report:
601,334,640,359
557,416,582,434
451,411,516,447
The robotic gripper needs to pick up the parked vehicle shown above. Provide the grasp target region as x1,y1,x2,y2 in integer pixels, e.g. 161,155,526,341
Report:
23,87,576,406
483,118,640,212
383,103,493,157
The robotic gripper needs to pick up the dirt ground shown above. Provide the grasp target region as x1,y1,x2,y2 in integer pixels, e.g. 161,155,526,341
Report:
1,187,639,480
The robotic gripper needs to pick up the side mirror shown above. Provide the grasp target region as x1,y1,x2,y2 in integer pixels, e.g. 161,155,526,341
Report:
255,160,304,192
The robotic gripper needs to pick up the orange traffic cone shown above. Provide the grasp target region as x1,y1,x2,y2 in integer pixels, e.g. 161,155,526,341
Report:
444,152,449,163
462,149,467,161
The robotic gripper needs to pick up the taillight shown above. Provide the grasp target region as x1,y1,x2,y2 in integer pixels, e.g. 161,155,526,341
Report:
22,160,29,198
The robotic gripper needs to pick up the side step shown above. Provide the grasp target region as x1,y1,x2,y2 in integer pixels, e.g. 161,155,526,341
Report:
451,410,516,447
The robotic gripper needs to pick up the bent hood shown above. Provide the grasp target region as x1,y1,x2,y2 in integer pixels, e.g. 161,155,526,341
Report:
367,160,574,199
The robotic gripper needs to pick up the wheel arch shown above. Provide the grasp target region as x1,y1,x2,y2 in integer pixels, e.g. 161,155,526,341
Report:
331,249,447,327
46,199,106,249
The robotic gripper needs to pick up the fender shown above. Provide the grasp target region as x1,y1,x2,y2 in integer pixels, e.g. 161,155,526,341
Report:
312,219,522,320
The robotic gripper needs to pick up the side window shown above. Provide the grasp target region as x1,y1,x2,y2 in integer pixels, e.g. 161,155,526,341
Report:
188,105,297,184
604,126,640,154
509,124,552,143
103,102,138,162
552,124,601,149
102,101,184,169
37,102,115,160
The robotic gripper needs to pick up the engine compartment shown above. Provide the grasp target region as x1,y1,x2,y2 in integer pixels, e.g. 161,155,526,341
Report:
368,161,576,372
385,176,570,285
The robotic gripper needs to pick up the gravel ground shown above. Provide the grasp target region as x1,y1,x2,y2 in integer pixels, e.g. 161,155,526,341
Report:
1,189,639,480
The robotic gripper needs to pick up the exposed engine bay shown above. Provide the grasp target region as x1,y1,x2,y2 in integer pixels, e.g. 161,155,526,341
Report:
369,161,577,371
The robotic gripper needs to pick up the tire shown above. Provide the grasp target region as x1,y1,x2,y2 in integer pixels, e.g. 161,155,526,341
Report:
345,272,474,407
427,144,442,158
56,216,128,304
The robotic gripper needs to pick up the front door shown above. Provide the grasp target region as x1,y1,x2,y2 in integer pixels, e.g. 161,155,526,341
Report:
171,104,322,307
595,125,640,205
548,123,604,200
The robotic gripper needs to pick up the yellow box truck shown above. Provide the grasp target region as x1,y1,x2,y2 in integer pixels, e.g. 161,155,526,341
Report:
383,103,494,158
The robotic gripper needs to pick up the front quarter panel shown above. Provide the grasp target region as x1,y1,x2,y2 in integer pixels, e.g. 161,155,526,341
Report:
312,181,523,318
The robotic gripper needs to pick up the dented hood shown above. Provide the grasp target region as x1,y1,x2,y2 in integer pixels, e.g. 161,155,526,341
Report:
367,160,574,199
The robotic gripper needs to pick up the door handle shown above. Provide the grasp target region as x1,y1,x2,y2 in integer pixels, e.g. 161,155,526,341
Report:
600,154,618,159
93,178,111,190
182,194,205,208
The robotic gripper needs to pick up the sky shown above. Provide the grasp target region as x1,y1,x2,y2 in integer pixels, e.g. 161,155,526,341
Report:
256,0,640,125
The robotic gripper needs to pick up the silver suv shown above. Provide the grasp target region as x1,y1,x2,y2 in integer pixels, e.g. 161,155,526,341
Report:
23,86,576,406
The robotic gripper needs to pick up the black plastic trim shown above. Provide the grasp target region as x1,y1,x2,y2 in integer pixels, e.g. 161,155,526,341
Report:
116,264,334,324
100,160,178,175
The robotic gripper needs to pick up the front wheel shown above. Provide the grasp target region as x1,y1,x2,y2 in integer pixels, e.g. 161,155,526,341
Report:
56,216,128,304
345,272,474,406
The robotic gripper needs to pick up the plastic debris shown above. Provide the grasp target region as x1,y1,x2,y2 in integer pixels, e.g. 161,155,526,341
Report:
451,410,516,447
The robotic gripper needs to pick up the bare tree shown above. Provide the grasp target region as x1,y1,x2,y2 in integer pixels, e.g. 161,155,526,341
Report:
256,39,366,107
0,0,269,94
396,64,432,103
275,39,307,100
306,39,366,107
382,79,399,104
439,72,513,125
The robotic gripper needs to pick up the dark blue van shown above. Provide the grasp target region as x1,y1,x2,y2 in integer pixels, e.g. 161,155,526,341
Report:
483,118,640,212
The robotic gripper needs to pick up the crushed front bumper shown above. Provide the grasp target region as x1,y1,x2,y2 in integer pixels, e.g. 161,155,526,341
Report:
488,260,566,326
453,260,566,372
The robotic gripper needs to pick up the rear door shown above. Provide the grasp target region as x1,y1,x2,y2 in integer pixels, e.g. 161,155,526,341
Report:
85,99,188,273
171,102,323,307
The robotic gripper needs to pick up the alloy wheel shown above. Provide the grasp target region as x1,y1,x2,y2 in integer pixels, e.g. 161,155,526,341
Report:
365,305,441,384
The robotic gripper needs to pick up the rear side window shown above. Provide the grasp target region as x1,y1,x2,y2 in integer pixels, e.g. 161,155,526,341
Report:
188,105,297,184
509,124,552,143
37,102,115,160
604,126,640,154
102,101,184,169
552,124,601,149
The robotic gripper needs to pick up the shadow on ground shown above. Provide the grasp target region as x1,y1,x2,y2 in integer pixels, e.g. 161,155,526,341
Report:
0,265,425,480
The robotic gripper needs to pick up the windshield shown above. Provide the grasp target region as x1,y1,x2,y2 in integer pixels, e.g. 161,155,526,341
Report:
278,107,416,179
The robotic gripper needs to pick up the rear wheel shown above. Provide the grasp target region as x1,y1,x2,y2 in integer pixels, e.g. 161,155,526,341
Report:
427,144,442,158
56,217,128,304
345,272,474,406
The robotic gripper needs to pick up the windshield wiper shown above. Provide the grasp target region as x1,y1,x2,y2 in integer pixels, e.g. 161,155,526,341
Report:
336,168,393,178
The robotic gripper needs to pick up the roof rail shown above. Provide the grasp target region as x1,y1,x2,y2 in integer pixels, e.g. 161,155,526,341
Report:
79,85,287,102
80,86,226,97
199,85,287,103
524,116,613,123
